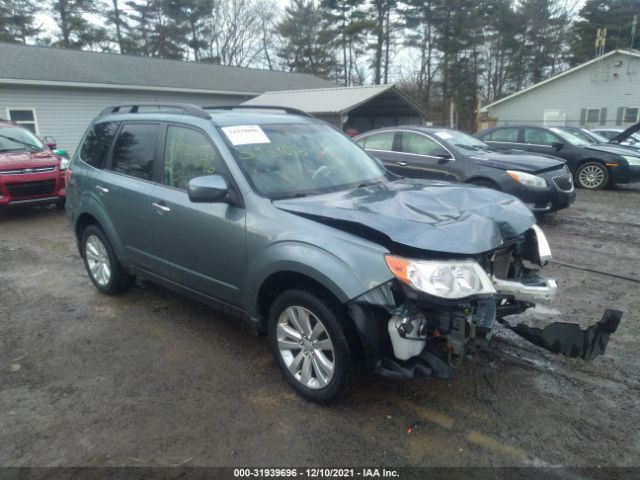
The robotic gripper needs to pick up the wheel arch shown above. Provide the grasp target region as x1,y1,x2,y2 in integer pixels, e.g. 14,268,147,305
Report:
466,176,501,189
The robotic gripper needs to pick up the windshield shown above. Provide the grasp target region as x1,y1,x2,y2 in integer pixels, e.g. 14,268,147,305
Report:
550,128,589,146
222,123,387,198
433,130,492,152
585,130,610,143
0,126,45,152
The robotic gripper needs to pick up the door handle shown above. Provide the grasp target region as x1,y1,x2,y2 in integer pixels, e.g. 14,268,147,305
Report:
152,202,171,213
95,185,109,194
396,161,408,166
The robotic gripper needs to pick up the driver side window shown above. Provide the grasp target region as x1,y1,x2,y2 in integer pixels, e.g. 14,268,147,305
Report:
400,132,441,156
163,125,226,190
523,128,558,146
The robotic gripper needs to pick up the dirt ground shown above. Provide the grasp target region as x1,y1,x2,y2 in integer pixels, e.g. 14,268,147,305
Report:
0,185,639,470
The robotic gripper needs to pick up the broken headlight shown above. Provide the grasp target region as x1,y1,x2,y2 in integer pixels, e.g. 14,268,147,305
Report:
385,256,496,299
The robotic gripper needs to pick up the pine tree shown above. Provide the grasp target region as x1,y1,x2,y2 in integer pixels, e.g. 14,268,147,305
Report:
571,0,640,65
277,0,339,80
0,0,42,43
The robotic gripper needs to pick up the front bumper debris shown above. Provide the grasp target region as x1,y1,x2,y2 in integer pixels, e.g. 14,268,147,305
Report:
498,309,622,360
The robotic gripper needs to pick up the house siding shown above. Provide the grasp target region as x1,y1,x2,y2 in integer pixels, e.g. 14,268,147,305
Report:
0,85,247,155
486,53,640,128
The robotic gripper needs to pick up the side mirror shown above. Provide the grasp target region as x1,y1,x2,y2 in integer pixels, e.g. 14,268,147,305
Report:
433,148,453,160
42,136,57,150
188,175,228,203
552,142,564,151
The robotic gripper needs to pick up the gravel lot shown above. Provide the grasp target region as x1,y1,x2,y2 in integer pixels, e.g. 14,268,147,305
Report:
1,185,639,469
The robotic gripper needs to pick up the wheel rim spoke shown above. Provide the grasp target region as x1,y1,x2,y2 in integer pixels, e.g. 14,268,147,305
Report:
278,323,301,341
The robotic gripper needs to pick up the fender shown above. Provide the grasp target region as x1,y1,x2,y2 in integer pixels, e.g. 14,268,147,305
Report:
74,190,126,263
245,239,393,319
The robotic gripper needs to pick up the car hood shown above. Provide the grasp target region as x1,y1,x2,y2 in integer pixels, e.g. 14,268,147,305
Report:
610,122,640,144
583,144,632,157
467,150,564,173
0,150,60,169
274,179,536,255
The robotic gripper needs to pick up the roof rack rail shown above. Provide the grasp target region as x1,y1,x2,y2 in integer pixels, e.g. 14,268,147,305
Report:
202,105,314,118
99,103,211,119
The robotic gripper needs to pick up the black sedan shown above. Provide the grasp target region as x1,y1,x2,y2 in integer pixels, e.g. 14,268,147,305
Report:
475,125,640,190
355,127,575,214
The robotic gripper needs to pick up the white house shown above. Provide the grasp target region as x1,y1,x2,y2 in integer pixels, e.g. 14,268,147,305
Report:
481,49,640,130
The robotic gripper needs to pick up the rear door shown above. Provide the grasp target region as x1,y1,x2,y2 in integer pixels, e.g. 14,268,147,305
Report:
481,127,521,151
97,122,160,269
148,123,246,306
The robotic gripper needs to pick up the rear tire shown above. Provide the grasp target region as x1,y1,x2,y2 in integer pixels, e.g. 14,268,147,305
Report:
81,224,135,294
268,288,357,403
575,162,609,190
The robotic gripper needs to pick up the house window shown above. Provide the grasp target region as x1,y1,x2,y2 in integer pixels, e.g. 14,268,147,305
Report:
624,108,639,124
6,108,38,134
586,109,600,125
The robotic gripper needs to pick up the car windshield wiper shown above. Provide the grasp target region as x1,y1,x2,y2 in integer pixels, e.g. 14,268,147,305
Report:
0,134,42,151
357,180,383,188
270,192,309,200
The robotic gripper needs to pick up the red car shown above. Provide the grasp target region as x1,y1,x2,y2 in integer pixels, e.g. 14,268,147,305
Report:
0,120,67,210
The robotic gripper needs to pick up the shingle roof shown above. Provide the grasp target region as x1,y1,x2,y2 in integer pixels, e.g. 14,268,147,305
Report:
0,42,336,95
243,84,428,116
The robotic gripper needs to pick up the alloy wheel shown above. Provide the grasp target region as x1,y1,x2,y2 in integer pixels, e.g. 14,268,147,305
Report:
578,165,606,189
276,306,335,389
85,234,111,286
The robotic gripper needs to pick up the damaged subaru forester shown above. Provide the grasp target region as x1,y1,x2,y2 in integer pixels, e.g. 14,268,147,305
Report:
66,104,622,403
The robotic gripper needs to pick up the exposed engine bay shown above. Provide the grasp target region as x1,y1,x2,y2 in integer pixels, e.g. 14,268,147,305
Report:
348,224,622,380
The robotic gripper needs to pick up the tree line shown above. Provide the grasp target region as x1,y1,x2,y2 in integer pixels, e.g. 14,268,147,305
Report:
0,0,638,129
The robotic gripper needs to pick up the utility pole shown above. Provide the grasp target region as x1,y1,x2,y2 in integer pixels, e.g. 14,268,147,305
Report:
632,15,638,50
595,27,607,58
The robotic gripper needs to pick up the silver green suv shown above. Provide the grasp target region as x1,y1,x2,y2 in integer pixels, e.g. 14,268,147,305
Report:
66,104,621,403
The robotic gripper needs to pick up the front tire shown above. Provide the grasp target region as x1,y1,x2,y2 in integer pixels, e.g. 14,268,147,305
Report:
576,162,609,190
81,224,135,294
268,288,356,403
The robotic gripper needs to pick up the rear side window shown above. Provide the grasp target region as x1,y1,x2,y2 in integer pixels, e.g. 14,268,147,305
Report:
486,128,519,142
163,126,226,190
80,122,119,169
111,123,159,181
362,132,394,151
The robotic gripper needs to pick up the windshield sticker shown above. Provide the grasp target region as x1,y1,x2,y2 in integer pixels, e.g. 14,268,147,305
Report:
435,131,453,139
221,125,270,146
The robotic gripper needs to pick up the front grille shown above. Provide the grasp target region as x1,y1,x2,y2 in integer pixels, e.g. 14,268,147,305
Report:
553,173,573,191
491,248,512,279
0,166,56,175
6,180,56,197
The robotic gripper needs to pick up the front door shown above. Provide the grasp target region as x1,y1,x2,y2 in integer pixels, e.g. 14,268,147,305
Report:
149,124,246,306
394,131,458,181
